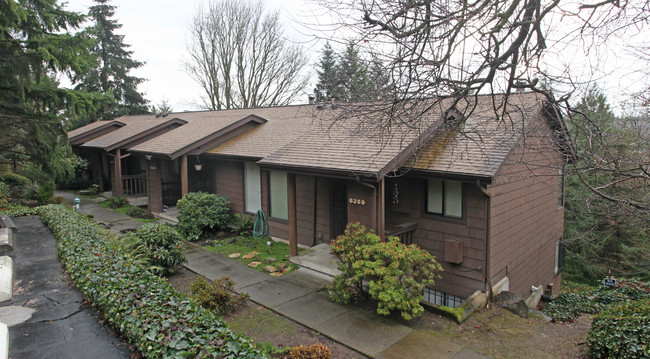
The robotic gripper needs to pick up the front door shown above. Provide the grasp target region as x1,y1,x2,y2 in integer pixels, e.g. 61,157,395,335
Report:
331,180,348,239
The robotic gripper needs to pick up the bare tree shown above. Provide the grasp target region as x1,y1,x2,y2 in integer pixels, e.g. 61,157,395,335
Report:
184,0,310,110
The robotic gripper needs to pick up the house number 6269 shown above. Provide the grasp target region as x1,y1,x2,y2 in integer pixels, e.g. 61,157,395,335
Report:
349,198,366,205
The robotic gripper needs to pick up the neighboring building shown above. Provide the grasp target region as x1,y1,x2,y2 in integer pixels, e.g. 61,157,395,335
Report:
69,92,573,305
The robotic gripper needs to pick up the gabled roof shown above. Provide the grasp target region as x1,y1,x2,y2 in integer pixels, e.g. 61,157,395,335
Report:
206,106,314,158
81,116,187,151
257,100,444,178
407,92,546,179
68,120,125,145
129,112,269,159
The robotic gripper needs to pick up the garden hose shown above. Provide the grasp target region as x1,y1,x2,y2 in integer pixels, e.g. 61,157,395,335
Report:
253,209,268,239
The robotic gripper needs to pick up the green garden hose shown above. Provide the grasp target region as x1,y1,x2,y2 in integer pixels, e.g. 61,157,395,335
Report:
253,209,268,239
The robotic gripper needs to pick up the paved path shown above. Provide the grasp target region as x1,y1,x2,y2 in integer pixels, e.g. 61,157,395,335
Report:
185,243,489,359
56,191,144,233
0,216,131,358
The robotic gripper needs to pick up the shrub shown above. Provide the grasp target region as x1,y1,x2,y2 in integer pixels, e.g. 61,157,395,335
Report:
38,205,265,358
0,172,32,188
289,344,332,359
125,206,150,219
87,184,100,195
227,213,254,234
123,223,186,275
0,182,10,207
107,195,128,209
543,279,650,322
327,223,443,320
177,192,231,241
190,276,248,315
587,299,650,359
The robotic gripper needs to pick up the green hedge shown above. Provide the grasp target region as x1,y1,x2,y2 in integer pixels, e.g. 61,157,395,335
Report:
39,205,266,358
587,299,650,358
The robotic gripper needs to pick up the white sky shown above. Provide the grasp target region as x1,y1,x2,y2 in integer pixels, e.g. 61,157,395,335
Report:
63,0,322,112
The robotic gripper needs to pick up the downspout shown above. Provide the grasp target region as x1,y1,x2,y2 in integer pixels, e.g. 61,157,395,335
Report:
312,176,318,246
356,176,377,233
476,179,493,305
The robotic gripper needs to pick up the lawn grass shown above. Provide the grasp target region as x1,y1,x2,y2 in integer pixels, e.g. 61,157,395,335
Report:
204,235,301,275
98,200,159,223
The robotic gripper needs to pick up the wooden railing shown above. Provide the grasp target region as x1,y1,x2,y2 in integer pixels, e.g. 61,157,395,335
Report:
122,174,147,196
386,222,417,245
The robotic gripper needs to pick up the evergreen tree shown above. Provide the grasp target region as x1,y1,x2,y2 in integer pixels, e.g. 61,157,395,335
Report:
0,0,111,181
564,87,650,283
75,0,148,124
314,42,343,102
313,41,393,103
339,41,372,102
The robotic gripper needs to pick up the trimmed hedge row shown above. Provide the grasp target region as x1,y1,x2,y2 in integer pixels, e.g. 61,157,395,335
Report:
39,205,266,358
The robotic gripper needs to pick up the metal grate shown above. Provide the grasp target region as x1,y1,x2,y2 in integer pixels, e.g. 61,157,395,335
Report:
423,287,465,309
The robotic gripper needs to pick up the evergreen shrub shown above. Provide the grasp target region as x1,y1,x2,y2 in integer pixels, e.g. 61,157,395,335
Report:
176,192,231,241
123,223,186,275
327,222,443,320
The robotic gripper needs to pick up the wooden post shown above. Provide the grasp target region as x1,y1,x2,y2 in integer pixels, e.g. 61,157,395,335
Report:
378,178,385,239
180,155,189,196
288,173,298,256
114,148,123,196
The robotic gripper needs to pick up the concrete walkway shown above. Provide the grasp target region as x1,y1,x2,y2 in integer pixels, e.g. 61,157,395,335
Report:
185,243,488,359
56,191,144,233
0,216,131,358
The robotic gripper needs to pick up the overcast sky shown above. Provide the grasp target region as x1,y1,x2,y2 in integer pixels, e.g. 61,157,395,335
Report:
62,0,646,114
63,0,321,112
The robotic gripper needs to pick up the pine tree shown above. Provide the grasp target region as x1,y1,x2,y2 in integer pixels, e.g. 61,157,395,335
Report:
314,42,343,102
75,0,148,123
0,0,111,181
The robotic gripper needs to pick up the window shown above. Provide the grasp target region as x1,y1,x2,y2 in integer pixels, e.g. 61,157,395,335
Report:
244,162,261,213
554,238,565,275
269,170,288,220
426,179,463,218
423,287,465,308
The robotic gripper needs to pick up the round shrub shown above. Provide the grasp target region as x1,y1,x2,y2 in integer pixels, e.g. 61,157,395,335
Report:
587,299,650,358
176,192,231,241
190,276,248,315
124,223,186,275
327,222,443,320
0,172,32,187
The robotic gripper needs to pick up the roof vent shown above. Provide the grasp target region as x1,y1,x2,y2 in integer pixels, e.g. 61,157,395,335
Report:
316,104,325,110
444,108,463,124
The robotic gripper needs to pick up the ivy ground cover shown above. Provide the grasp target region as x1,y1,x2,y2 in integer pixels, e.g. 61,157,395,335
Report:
39,205,266,358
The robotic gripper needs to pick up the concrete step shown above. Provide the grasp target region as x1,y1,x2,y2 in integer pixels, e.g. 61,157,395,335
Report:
290,243,341,278
0,257,13,302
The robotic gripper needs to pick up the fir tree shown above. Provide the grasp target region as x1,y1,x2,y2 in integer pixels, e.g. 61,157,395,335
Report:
75,0,148,123
0,0,111,181
339,41,372,102
314,42,343,102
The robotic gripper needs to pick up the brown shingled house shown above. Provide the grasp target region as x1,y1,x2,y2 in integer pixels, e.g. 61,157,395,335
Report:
69,92,572,307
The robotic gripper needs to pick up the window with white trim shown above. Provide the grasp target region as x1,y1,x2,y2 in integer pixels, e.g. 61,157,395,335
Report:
269,170,288,220
244,161,261,213
426,179,463,218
